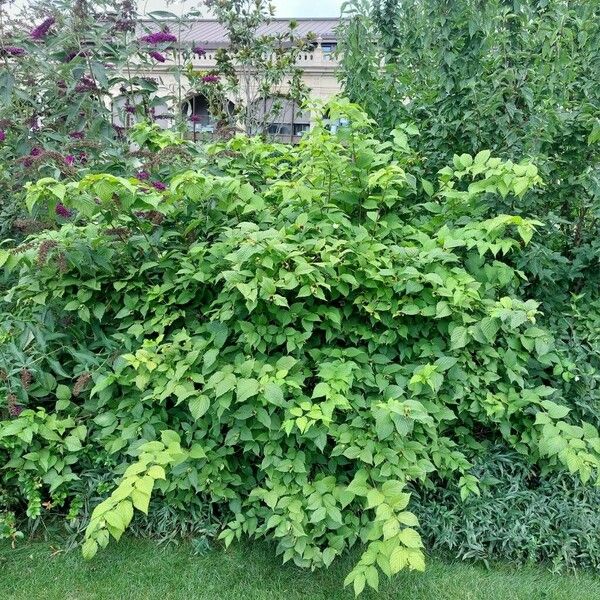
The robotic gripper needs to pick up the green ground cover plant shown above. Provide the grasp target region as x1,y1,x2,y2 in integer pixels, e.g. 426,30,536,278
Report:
2,100,599,594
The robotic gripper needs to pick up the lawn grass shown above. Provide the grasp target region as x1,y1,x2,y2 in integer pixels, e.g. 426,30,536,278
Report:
1,536,599,600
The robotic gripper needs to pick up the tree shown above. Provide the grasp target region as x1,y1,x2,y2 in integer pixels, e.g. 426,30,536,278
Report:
339,0,600,307
201,0,314,136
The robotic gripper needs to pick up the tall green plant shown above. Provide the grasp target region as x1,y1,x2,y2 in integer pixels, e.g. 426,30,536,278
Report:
199,0,314,136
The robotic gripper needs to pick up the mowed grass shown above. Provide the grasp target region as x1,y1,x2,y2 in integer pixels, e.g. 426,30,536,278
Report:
1,536,599,600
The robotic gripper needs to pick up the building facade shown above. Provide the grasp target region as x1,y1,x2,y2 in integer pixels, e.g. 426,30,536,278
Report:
133,18,342,142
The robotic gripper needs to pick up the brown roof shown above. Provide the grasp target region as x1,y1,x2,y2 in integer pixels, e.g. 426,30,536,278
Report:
140,18,342,46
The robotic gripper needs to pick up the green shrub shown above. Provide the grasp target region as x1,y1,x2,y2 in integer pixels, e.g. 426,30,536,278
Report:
1,101,599,595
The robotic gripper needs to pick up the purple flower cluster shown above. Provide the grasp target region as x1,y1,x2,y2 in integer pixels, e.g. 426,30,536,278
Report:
202,74,220,84
75,76,97,93
149,51,166,63
124,103,136,114
64,155,75,166
31,16,55,40
30,147,43,157
55,203,73,218
193,46,207,57
113,0,136,33
69,131,85,140
152,181,167,191
189,114,203,123
139,31,177,44
2,46,26,57
136,170,150,180
0,130,5,142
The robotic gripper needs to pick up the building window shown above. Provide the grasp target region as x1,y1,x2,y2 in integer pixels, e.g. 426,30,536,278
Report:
293,123,310,137
182,94,214,131
250,97,311,142
267,123,292,136
321,43,336,61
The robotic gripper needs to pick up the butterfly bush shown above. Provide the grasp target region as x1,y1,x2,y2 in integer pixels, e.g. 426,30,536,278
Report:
148,50,166,63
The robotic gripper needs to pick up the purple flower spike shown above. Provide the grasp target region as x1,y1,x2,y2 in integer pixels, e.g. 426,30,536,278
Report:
202,74,220,84
9,403,23,417
64,155,75,166
189,114,203,123
0,130,5,142
137,170,150,180
69,131,84,140
2,46,26,57
149,50,166,63
55,203,73,218
31,16,55,40
193,46,206,57
139,31,177,44
30,147,43,157
152,181,167,191
74,76,97,93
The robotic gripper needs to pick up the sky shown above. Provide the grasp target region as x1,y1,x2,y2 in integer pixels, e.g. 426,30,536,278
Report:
141,1,345,18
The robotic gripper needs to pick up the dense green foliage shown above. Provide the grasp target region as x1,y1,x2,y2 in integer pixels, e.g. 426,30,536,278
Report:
338,2,600,574
339,0,600,306
2,101,599,593
1,0,599,593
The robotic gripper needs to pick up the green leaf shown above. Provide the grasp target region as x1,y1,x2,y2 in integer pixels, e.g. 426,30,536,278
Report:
450,326,469,350
323,547,336,567
81,539,98,560
114,500,134,529
353,572,365,596
366,488,385,508
398,528,423,548
541,400,570,420
389,546,408,574
147,465,166,480
264,382,284,405
56,384,72,402
474,150,491,165
130,489,151,514
237,378,260,402
189,395,210,420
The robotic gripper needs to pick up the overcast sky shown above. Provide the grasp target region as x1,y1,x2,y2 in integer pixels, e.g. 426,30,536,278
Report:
141,1,345,18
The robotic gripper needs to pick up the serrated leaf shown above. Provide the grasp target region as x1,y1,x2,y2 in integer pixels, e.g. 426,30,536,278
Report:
541,400,570,420
398,527,423,548
236,378,260,402
450,326,469,350
130,489,151,514
264,382,284,405
189,395,210,420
